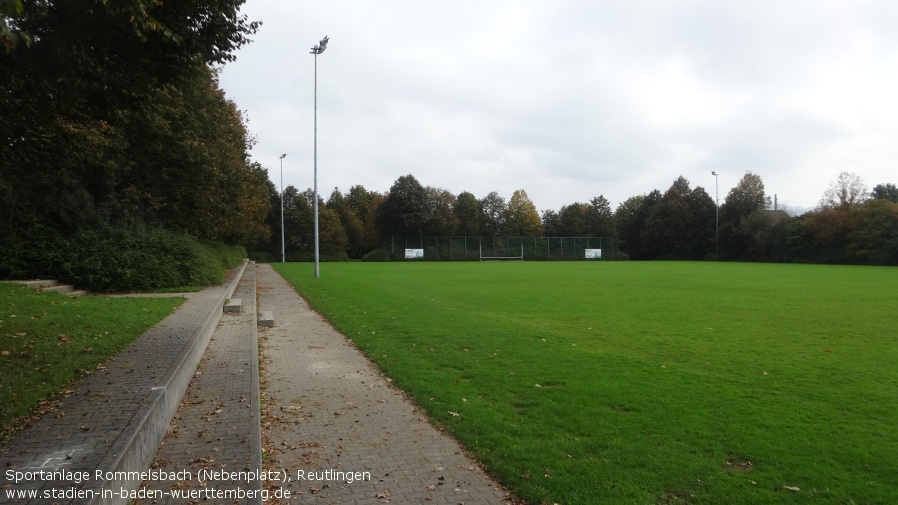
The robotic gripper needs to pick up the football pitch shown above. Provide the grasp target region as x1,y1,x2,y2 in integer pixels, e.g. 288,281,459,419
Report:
273,261,898,504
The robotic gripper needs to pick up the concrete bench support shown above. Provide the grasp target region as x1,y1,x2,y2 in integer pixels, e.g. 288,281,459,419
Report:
223,298,242,313
44,284,74,294
19,280,59,289
258,310,274,327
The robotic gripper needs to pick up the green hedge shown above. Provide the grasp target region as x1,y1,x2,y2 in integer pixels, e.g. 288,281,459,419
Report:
0,225,245,292
362,249,392,262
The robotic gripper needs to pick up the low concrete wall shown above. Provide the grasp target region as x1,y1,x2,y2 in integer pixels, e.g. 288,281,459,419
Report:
88,259,248,505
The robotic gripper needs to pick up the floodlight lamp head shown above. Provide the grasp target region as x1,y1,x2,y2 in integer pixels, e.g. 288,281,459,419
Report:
310,35,328,54
280,153,286,159
711,171,718,176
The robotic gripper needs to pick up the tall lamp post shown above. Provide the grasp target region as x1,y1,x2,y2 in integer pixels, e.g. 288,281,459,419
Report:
310,35,328,278
711,171,719,254
279,153,286,263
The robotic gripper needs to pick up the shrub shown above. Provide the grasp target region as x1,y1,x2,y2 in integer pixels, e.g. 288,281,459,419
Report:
0,224,245,292
362,249,392,262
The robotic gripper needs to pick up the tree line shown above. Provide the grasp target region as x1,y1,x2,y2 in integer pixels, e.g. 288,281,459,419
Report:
258,172,898,266
3,2,896,291
1,0,270,290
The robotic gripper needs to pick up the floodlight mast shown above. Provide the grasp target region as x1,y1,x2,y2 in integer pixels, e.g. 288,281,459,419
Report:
711,171,719,254
279,154,286,263
310,35,328,278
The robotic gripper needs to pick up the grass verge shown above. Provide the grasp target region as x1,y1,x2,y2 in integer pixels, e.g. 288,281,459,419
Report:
0,283,183,441
273,261,898,505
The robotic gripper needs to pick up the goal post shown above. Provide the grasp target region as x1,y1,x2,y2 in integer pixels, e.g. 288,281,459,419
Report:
389,236,614,261
479,243,524,261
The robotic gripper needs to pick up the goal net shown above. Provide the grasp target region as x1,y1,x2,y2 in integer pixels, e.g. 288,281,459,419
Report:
479,243,523,261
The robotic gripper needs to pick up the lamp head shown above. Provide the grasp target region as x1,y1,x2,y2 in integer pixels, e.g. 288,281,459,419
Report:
311,35,329,54
280,153,287,159
711,171,718,176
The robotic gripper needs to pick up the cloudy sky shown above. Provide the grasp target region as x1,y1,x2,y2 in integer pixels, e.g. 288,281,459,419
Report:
218,0,898,214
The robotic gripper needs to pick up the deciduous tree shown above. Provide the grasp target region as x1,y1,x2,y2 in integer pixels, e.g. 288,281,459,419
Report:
346,185,383,250
328,188,366,257
422,187,459,236
586,195,615,237
556,203,590,236
454,192,483,235
613,195,643,256
1,0,263,282
845,199,898,265
819,172,869,211
376,175,429,237
719,171,773,260
480,191,507,237
541,209,560,237
505,189,543,236
642,177,714,259
871,183,898,203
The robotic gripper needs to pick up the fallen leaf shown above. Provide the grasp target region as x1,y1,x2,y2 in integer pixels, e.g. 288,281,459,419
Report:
1,351,8,356
783,486,800,492
447,411,460,417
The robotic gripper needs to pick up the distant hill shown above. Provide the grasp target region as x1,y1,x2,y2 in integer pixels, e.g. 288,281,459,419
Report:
778,205,814,216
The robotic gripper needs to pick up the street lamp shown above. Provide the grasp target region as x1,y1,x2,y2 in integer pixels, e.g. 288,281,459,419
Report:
310,35,328,278
711,171,719,254
279,153,286,263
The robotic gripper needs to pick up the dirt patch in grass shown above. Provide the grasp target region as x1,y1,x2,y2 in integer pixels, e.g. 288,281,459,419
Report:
723,458,754,472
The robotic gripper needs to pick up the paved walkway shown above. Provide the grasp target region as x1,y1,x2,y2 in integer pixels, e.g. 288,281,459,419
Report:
1,262,246,504
1,262,511,505
141,265,262,504
255,263,509,504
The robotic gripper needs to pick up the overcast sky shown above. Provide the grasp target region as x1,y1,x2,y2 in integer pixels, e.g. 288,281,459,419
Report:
217,0,898,214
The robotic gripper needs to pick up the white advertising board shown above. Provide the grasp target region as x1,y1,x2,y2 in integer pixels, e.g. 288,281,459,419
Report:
405,249,424,259
585,248,602,259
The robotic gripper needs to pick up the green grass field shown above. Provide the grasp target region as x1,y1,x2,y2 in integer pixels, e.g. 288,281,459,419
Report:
273,261,898,505
0,284,183,440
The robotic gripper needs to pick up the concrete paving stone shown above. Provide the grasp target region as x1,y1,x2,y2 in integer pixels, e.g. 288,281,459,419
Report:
3,260,514,505
0,262,247,504
254,263,512,505
140,264,261,505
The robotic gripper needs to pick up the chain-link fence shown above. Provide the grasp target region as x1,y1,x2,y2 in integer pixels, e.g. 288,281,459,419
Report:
390,236,615,261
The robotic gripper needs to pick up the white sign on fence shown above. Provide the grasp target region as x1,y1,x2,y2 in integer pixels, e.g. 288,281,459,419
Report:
585,248,602,259
405,249,424,259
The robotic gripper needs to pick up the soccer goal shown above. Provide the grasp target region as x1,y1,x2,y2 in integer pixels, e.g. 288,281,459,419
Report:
479,243,524,261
